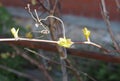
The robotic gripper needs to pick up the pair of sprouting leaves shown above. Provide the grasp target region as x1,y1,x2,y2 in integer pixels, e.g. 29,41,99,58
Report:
11,27,33,38
57,27,91,48
11,27,91,48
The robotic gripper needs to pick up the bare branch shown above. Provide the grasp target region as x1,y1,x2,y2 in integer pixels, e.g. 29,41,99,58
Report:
36,0,50,13
13,46,53,81
0,38,57,44
52,0,59,14
25,48,96,81
1,38,120,63
75,41,109,53
25,4,37,22
100,0,120,52
0,37,107,53
0,64,39,81
115,0,120,10
48,1,68,80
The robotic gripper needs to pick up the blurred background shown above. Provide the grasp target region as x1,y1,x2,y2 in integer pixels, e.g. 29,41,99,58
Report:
0,0,120,81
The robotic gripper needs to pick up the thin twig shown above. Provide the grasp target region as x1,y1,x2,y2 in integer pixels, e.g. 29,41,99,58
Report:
79,72,97,81
40,15,66,38
25,4,37,22
34,9,41,22
64,59,82,81
13,46,53,81
25,48,96,81
48,2,68,80
27,47,81,81
52,0,59,14
26,4,49,31
75,41,109,53
115,0,120,10
26,5,65,36
0,64,40,81
0,38,57,44
24,48,52,61
100,0,120,52
36,0,50,13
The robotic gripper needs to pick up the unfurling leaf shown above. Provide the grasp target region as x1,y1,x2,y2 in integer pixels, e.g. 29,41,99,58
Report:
11,27,19,38
82,27,91,42
57,38,73,48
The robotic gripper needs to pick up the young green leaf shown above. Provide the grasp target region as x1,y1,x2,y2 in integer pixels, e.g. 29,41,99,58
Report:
82,27,91,42
11,27,19,38
57,38,73,48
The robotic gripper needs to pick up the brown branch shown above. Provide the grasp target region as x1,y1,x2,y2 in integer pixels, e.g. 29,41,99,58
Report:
25,48,93,81
1,39,120,64
64,59,82,81
75,41,109,53
51,0,59,15
13,46,53,81
0,64,40,81
115,0,120,11
100,0,120,52
46,4,82,81
36,0,50,13
0,38,57,44
48,1,69,81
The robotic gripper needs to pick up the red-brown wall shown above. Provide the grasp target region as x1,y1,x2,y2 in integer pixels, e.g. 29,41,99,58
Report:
61,0,120,21
0,0,120,21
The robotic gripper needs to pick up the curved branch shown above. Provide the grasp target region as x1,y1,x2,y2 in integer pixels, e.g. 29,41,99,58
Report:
0,65,39,81
1,38,120,64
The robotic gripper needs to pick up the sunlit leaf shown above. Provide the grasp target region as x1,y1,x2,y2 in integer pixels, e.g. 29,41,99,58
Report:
57,38,73,48
82,27,91,42
11,27,19,38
